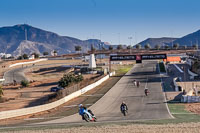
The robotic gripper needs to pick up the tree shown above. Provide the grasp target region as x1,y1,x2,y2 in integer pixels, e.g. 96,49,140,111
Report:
0,85,3,98
91,44,96,52
165,45,169,50
135,44,141,50
173,43,179,50
75,46,82,53
58,73,83,88
127,45,131,49
155,44,160,50
117,45,123,50
21,80,29,87
53,50,57,54
22,54,28,59
144,43,151,49
32,53,39,58
109,45,113,50
43,52,49,56
183,45,187,50
17,56,23,60
192,44,198,50
52,50,57,56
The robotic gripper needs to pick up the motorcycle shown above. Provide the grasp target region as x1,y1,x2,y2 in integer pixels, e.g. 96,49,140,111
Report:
144,88,149,96
121,108,128,116
82,109,97,122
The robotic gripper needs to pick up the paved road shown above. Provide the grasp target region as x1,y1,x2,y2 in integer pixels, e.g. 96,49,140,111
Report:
4,67,28,85
3,63,73,85
36,60,172,125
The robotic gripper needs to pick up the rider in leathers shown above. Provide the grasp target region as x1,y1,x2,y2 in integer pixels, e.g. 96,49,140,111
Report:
120,101,128,115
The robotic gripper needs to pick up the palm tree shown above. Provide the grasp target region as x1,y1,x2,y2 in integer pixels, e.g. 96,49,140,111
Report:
173,43,179,50
75,46,82,53
135,44,141,50
43,52,49,56
192,44,198,50
117,45,123,50
144,43,151,49
155,44,160,50
127,45,131,49
109,45,113,50
51,50,57,56
165,45,169,50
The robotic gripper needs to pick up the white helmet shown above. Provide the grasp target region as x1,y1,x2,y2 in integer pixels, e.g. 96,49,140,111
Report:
79,104,83,108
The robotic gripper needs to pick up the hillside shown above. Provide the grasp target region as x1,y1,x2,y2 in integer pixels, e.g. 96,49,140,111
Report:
136,37,177,48
0,24,110,56
169,30,200,47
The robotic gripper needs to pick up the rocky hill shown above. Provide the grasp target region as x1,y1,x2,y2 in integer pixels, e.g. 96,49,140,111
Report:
0,24,110,56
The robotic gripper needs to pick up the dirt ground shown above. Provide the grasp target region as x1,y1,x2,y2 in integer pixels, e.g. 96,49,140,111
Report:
185,103,200,114
0,65,100,111
1,122,200,133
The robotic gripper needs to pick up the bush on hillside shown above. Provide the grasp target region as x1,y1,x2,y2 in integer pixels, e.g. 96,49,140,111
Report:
58,73,83,88
21,80,29,87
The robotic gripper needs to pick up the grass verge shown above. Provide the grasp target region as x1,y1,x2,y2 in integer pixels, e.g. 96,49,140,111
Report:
139,103,200,124
159,62,166,73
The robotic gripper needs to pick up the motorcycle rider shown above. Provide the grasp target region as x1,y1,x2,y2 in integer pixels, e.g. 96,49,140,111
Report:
144,88,149,96
78,104,93,120
120,101,128,116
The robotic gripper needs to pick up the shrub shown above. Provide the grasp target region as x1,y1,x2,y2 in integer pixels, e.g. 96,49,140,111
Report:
159,62,166,73
58,73,84,88
0,85,3,98
21,80,29,87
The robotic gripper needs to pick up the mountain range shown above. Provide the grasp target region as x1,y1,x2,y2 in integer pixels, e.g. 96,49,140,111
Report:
0,24,200,57
137,29,200,48
137,37,177,48
0,24,110,56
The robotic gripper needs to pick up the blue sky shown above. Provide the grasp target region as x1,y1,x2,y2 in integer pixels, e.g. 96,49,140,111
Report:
0,0,200,45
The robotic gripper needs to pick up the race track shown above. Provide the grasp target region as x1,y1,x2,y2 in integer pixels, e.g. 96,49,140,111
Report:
36,60,172,125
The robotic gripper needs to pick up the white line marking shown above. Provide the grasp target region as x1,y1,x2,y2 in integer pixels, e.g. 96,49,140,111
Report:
81,94,104,97
157,61,175,119
63,103,93,108
171,113,196,115
173,64,183,73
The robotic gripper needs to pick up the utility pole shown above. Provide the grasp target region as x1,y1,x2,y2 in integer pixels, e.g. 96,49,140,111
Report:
118,33,120,45
25,28,27,41
128,36,132,54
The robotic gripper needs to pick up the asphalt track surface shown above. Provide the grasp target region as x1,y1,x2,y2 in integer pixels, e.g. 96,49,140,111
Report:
35,60,172,125
4,67,28,85
3,63,71,85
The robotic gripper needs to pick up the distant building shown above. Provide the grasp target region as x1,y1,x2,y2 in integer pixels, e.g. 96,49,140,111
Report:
29,54,35,60
0,53,12,58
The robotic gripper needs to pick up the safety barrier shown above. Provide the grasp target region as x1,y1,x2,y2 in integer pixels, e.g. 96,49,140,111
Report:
0,72,115,120
173,77,179,92
188,69,198,80
181,95,200,103
9,59,48,68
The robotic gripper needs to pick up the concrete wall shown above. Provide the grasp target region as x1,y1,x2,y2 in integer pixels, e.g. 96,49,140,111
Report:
9,59,48,68
0,72,114,120
181,95,200,103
